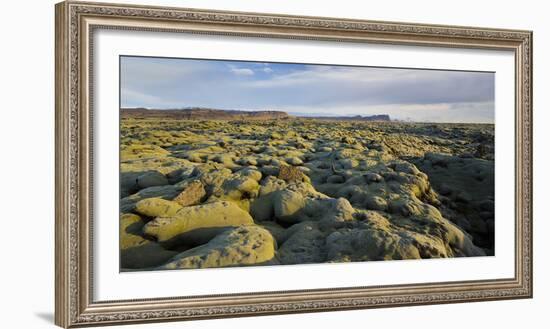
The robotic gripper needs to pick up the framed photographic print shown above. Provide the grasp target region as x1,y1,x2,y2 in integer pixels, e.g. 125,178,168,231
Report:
55,1,533,327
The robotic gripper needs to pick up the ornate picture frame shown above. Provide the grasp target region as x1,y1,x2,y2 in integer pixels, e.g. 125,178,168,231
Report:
55,1,532,327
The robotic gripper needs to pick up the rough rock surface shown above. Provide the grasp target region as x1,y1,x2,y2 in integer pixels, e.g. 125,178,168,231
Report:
143,201,254,246
135,198,182,218
137,171,169,189
160,226,276,269
172,180,206,206
120,115,494,271
120,213,178,269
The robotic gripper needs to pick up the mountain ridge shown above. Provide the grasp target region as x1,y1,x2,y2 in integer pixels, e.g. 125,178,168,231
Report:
121,107,391,121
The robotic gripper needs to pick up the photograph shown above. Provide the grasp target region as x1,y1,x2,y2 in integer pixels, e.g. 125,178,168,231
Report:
119,56,495,271
51,1,534,327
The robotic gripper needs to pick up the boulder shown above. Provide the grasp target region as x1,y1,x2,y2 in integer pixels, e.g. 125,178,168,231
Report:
160,226,276,269
321,197,355,223
120,213,147,250
120,185,182,213
137,171,169,189
120,172,141,197
257,221,287,245
392,162,421,175
119,213,178,269
143,201,254,246
278,222,326,264
237,168,263,182
364,172,383,183
326,228,421,262
222,177,259,199
259,176,287,196
278,165,308,183
173,180,206,207
273,190,306,224
286,157,304,166
327,175,345,184
135,198,183,218
341,136,356,144
166,167,195,184
340,158,359,169
212,154,236,167
121,241,179,270
365,195,388,211
259,165,280,177
270,132,283,140
250,196,274,221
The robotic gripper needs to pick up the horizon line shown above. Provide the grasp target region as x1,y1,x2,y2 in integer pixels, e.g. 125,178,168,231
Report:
120,107,494,124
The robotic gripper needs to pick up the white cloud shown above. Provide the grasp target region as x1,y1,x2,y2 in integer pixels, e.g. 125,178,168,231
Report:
121,88,181,109
246,66,480,89
229,66,255,76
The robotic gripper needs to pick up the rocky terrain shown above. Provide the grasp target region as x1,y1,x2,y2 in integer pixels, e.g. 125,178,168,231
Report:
119,112,494,271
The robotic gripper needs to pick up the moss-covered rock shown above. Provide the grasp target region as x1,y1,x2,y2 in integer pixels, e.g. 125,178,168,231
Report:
278,222,326,264
143,201,254,246
137,171,169,189
326,227,422,262
119,213,178,269
172,180,206,207
121,143,170,160
120,185,182,213
278,165,308,183
273,190,306,224
160,226,276,269
135,198,183,218
120,116,495,269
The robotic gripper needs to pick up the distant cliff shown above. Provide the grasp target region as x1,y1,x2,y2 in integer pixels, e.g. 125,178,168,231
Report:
121,108,391,122
121,108,290,120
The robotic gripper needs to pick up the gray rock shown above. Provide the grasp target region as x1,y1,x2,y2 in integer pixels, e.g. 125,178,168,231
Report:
250,196,274,221
286,157,304,166
365,195,388,211
326,228,421,262
137,171,169,189
273,190,306,224
278,222,326,264
120,213,178,269
327,175,345,184
364,172,383,183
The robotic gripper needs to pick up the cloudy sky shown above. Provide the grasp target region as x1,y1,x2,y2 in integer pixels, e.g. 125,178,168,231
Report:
120,56,494,123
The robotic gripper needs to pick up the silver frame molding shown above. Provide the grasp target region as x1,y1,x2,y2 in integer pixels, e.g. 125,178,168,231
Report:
55,1,533,327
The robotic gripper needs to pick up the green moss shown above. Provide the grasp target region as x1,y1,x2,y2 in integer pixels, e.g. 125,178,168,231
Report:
161,226,276,269
143,201,254,244
135,198,183,218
